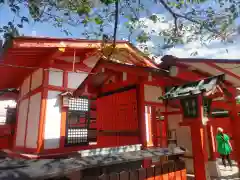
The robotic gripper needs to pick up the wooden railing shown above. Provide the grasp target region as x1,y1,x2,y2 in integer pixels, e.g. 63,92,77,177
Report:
47,160,186,180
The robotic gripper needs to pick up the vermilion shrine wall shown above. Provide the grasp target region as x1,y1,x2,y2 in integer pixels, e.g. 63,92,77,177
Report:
13,64,170,155
14,67,89,153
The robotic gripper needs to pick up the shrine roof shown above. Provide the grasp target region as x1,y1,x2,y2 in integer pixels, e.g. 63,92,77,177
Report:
161,55,240,89
161,74,225,100
0,36,158,89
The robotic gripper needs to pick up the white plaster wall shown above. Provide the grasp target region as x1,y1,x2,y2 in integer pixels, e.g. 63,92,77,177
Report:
25,93,41,148
167,114,193,156
31,68,43,90
67,72,88,89
144,85,163,103
48,68,63,87
167,114,182,130
44,90,62,149
176,126,192,155
15,98,29,147
21,76,30,97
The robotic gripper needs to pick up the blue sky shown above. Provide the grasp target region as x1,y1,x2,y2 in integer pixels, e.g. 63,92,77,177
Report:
1,1,240,60
0,3,84,38
0,1,167,39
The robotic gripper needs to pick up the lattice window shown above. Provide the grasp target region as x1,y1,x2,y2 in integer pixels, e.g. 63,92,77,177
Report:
66,128,88,145
68,98,89,111
65,97,90,146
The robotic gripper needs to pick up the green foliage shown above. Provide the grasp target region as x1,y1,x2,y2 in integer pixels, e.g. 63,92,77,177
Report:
0,0,240,59
236,98,240,104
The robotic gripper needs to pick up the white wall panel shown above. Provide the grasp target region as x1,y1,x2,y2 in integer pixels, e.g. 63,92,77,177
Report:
25,93,41,148
67,72,88,89
167,114,182,130
44,90,62,149
15,98,29,147
48,68,63,87
21,76,30,97
31,68,43,90
144,85,163,103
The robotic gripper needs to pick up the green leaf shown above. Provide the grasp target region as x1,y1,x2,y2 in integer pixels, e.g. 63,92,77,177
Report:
21,16,29,23
28,2,40,20
136,32,149,43
94,17,103,25
149,15,158,23
17,24,23,28
100,0,116,5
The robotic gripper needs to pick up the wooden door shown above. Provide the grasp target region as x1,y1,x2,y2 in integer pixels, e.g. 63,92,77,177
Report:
97,88,139,147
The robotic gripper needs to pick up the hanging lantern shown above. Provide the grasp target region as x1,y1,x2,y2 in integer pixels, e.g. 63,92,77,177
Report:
61,91,73,107
62,96,69,107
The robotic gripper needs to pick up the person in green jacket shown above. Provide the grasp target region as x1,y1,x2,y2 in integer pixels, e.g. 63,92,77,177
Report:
216,127,233,169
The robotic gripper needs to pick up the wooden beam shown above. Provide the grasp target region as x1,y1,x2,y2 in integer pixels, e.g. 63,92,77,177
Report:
101,61,167,77
12,38,128,49
40,48,65,67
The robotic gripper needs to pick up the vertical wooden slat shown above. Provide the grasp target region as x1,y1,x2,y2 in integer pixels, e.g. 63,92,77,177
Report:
166,160,175,180
154,165,163,180
109,172,119,180
181,169,187,180
138,168,146,180
129,170,138,180
119,171,129,180
98,174,109,180
177,160,187,180
146,167,154,180
162,162,169,180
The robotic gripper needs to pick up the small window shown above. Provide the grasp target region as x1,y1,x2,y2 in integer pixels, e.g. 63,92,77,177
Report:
65,97,90,146
68,98,89,111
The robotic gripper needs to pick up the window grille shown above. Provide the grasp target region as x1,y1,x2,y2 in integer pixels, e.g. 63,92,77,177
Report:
65,97,90,146
68,98,89,111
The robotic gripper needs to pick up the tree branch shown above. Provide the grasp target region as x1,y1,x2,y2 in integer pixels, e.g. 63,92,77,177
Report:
159,0,226,39
107,0,119,59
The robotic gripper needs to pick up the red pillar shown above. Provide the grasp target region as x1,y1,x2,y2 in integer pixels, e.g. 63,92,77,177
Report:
228,88,240,167
206,124,217,160
190,95,209,180
138,82,147,149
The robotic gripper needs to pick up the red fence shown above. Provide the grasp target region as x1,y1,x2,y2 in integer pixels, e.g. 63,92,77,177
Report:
80,160,186,180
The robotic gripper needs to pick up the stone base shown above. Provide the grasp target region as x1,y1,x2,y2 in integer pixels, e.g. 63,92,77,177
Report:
181,157,222,177
207,160,221,177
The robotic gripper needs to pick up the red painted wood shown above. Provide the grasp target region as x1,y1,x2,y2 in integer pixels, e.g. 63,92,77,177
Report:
154,165,163,180
175,171,182,180
119,171,129,180
190,125,207,180
97,88,139,147
180,169,187,180
146,167,154,180
138,168,146,180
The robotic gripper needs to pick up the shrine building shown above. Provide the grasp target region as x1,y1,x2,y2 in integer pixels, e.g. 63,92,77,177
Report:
0,36,240,180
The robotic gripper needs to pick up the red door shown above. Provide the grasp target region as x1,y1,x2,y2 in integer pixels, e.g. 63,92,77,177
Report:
97,88,140,147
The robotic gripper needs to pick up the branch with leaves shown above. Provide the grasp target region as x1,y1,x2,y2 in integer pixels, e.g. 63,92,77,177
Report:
0,0,240,60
